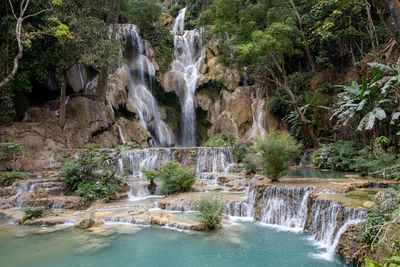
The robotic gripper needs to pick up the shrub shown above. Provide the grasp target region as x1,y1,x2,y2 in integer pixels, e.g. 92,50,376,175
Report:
158,161,196,195
203,133,248,162
311,141,361,171
0,141,24,170
1,171,26,186
194,194,226,230
242,152,258,175
255,132,301,182
23,206,45,223
58,148,123,205
115,141,139,153
203,133,235,147
352,148,399,178
169,4,183,17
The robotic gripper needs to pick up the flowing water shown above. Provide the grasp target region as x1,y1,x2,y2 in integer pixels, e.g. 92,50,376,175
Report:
171,8,205,146
0,218,348,267
119,24,174,147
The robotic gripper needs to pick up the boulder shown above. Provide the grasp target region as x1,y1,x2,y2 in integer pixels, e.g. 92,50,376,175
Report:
66,63,88,93
107,67,128,110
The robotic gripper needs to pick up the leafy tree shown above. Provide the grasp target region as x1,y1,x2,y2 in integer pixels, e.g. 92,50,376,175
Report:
0,0,54,91
255,131,301,182
194,194,226,230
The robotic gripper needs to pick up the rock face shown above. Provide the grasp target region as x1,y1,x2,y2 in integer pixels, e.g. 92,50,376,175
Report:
66,64,88,93
107,67,129,110
230,94,253,136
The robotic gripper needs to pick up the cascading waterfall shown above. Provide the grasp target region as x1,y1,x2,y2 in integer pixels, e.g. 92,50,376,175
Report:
118,125,126,144
119,24,174,147
196,147,235,173
171,8,205,146
120,147,235,177
260,186,313,231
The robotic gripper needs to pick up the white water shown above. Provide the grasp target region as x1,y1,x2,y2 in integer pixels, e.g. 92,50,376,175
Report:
119,24,174,147
251,99,266,138
260,186,313,231
171,8,205,146
120,147,235,177
118,125,126,144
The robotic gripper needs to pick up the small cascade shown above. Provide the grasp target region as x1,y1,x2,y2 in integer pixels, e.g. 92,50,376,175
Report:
309,199,367,261
299,151,312,167
122,148,172,177
128,183,151,201
260,186,313,230
251,99,266,138
196,147,235,173
119,24,174,147
171,8,205,146
120,147,236,177
118,125,126,144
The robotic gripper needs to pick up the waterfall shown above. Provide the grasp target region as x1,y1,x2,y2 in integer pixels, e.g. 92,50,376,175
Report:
119,24,174,147
251,99,266,138
171,8,205,146
120,147,236,177
309,199,367,261
128,182,151,201
195,147,235,173
260,186,313,231
118,125,126,144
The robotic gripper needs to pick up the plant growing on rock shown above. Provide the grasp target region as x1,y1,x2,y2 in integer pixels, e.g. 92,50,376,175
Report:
0,171,26,187
242,152,258,175
194,194,226,230
23,206,45,223
0,141,24,171
141,168,159,194
203,133,248,162
57,148,123,205
157,161,196,195
255,131,301,182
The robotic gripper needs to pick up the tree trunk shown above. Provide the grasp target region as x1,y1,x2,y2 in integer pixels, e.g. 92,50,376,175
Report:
0,18,23,91
59,73,66,128
372,0,400,45
289,0,316,73
96,0,114,99
365,0,378,54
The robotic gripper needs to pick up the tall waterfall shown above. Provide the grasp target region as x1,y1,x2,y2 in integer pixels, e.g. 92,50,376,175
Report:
119,24,174,147
171,8,205,146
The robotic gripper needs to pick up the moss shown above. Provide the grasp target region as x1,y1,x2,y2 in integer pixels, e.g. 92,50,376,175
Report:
346,190,378,201
196,80,224,102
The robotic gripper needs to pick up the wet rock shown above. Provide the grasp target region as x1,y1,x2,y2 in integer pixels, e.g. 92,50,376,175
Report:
336,225,362,264
66,63,88,93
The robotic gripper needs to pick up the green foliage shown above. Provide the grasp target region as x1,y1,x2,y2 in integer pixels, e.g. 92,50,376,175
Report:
0,141,24,171
157,161,196,195
194,194,226,230
332,61,400,133
203,133,247,162
23,206,45,223
311,141,361,171
255,131,301,182
359,207,387,243
141,168,159,186
203,133,235,147
352,148,400,178
57,148,122,205
1,171,27,187
169,4,183,17
0,86,16,123
115,141,139,153
242,152,258,175
284,92,328,137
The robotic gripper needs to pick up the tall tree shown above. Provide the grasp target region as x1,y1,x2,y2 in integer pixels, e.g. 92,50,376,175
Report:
0,0,52,91
372,0,400,45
